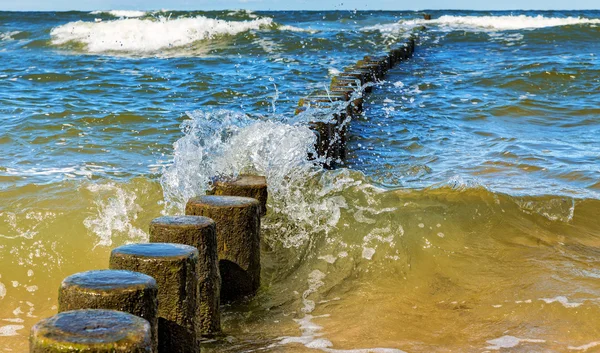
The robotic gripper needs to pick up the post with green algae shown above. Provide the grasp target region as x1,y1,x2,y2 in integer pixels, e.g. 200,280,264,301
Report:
208,175,269,217
149,215,221,336
58,270,159,352
109,243,200,353
30,309,152,353
185,195,261,302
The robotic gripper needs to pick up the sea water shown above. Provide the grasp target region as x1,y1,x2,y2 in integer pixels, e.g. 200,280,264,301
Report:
1,9,599,352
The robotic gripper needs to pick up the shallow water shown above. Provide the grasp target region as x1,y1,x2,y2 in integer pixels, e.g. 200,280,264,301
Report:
1,9,600,353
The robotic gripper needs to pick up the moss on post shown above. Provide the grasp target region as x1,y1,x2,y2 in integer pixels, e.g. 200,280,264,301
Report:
30,309,152,353
185,196,260,302
109,243,200,353
149,216,221,336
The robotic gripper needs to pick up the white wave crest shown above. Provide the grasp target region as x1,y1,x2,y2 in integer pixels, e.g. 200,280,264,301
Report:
364,15,600,33
0,31,20,41
90,10,147,18
51,15,275,53
227,9,258,19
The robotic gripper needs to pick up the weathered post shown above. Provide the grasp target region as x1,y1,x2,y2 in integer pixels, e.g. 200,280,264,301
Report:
30,309,152,353
185,195,260,301
149,216,221,336
208,175,268,217
58,270,158,352
110,243,200,353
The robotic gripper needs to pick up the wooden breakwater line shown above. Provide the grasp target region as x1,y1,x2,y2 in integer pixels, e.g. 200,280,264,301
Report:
29,38,416,353
299,37,416,168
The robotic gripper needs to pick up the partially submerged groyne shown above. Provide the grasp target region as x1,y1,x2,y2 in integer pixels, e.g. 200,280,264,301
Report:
29,36,416,352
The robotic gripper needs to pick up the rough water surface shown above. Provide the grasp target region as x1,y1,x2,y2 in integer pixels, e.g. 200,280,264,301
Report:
1,9,600,353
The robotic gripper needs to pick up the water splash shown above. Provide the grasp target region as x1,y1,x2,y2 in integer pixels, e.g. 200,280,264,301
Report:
83,182,148,247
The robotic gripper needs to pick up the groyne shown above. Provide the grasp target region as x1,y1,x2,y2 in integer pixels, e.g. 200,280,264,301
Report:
28,36,416,352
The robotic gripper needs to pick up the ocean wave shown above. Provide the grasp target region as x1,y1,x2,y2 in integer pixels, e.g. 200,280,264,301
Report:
89,10,147,18
0,31,20,41
50,15,277,53
364,15,600,33
226,9,259,19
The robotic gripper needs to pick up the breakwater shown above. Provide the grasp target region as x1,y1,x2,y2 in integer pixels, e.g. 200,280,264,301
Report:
28,38,416,352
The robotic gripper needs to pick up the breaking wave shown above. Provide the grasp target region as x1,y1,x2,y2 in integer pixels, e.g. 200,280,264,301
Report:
89,10,148,18
364,15,600,33
50,15,282,54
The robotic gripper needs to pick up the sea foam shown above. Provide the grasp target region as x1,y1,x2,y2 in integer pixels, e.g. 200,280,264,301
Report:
50,15,275,53
90,10,147,18
364,15,600,33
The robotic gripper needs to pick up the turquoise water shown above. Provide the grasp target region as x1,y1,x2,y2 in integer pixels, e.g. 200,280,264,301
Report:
1,9,600,352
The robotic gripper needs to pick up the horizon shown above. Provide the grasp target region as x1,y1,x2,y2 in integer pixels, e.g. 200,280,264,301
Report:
1,8,600,12
0,0,598,12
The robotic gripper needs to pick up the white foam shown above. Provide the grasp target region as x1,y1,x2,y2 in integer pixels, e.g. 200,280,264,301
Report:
486,335,545,350
569,342,600,351
90,10,147,18
0,325,24,336
362,247,376,260
51,16,275,53
83,183,147,247
318,255,337,264
279,24,318,33
364,15,600,33
0,31,20,41
227,9,258,19
540,296,582,308
0,281,5,299
160,109,353,248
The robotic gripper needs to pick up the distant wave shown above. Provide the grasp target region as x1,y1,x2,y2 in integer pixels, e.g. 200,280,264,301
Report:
0,31,20,41
89,10,147,18
50,16,278,54
364,15,600,33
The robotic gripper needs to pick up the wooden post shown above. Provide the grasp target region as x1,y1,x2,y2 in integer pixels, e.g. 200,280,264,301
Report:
149,216,221,336
58,270,158,352
110,243,200,353
185,196,260,302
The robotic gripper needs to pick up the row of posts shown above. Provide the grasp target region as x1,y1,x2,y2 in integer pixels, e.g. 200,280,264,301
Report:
29,175,268,353
297,37,416,169
28,39,416,352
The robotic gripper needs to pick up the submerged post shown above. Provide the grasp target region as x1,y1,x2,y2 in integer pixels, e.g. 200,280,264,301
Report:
110,243,200,353
208,175,268,217
58,270,159,352
149,216,221,336
185,195,260,301
30,309,152,353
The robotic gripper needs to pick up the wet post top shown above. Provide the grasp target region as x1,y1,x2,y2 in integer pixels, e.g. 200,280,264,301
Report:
109,243,200,353
30,309,152,353
208,175,268,217
149,215,221,336
58,269,159,352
